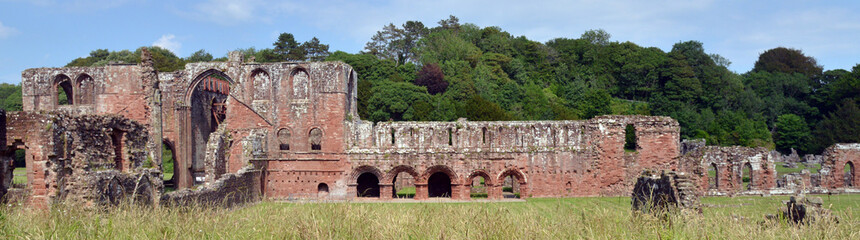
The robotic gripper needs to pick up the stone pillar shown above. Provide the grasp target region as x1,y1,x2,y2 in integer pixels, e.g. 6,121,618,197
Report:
415,183,428,200
488,185,502,200
380,184,393,200
451,184,465,200
175,106,193,189
140,48,163,183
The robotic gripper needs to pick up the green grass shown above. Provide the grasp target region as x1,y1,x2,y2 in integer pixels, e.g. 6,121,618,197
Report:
12,167,26,186
395,187,415,198
1,195,858,239
775,162,821,176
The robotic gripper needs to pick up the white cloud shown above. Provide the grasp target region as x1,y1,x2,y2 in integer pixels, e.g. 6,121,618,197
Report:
153,34,181,54
0,21,19,39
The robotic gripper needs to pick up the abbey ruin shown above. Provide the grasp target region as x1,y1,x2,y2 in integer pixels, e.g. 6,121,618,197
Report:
1,50,857,208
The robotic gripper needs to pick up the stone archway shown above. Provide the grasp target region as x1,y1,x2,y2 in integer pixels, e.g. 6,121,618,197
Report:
175,69,234,189
496,168,528,199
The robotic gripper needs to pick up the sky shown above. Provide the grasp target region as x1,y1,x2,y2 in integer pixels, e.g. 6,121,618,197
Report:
1,0,859,84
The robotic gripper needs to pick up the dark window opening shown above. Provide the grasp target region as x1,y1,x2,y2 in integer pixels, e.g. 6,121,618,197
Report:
277,128,291,151
111,129,126,172
427,172,452,198
565,181,572,193
482,127,488,144
845,162,855,187
390,128,396,146
317,183,329,196
356,172,379,197
624,124,637,151
447,128,453,146
309,128,322,151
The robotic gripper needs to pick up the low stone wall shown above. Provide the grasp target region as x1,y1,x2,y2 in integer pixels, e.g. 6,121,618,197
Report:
161,166,262,207
631,170,700,213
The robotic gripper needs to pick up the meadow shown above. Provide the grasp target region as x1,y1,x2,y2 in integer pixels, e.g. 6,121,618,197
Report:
1,194,857,239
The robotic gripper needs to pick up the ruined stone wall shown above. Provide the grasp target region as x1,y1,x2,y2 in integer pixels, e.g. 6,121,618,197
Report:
819,144,860,191
2,112,161,207
681,145,776,195
161,165,262,207
335,115,680,199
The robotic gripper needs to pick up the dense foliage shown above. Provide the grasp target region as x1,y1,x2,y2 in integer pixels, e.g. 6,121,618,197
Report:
2,16,857,154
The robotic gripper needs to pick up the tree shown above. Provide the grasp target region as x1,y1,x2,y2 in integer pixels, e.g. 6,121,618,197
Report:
301,37,330,61
186,49,213,62
273,33,305,61
774,114,811,154
811,99,860,153
753,47,822,78
364,21,428,65
366,81,431,122
580,29,611,46
414,63,447,95
437,15,460,31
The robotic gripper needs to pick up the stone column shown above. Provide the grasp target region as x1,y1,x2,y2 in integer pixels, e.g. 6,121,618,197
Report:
380,183,393,200
414,183,428,200
140,48,163,181
451,184,465,200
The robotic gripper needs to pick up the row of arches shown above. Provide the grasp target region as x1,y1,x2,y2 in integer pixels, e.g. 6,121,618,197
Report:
707,162,755,191
350,165,527,200
247,67,311,102
705,161,857,191
51,73,95,106
277,127,323,151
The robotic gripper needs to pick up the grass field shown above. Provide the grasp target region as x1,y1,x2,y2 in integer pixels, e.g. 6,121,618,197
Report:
774,162,822,176
11,167,26,186
1,195,857,239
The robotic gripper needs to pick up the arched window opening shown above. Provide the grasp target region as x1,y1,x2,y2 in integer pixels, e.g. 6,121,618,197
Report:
742,163,753,190
482,127,488,144
393,172,416,198
470,176,488,198
390,128,396,146
624,124,637,152
56,78,73,105
502,175,520,198
162,142,176,191
447,128,453,146
189,70,232,186
111,129,126,172
277,128,291,151
356,172,380,197
75,74,95,105
708,163,719,190
317,183,329,197
845,162,855,187
309,128,322,151
427,172,452,198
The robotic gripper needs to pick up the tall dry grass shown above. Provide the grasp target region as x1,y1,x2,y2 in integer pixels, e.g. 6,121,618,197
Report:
0,195,857,239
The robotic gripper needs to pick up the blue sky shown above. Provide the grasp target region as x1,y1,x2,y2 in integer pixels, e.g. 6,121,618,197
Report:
1,0,859,84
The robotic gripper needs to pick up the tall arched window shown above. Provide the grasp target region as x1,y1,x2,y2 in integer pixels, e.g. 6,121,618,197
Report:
278,128,291,151
309,128,322,151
